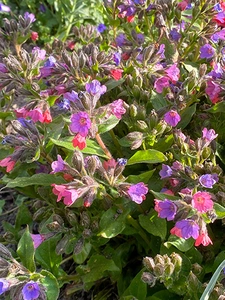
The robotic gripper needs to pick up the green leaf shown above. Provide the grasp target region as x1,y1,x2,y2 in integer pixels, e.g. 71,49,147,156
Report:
178,104,197,129
0,111,14,120
17,226,35,272
104,78,125,91
82,254,120,283
98,115,120,134
99,207,130,238
15,205,33,230
0,200,5,214
50,137,108,158
151,91,168,110
5,174,65,188
164,235,194,252
122,270,147,299
46,95,60,106
127,170,155,184
35,234,62,276
182,62,199,77
40,270,60,300
206,101,225,113
127,149,167,165
73,242,92,264
150,190,180,200
214,203,225,219
139,210,167,240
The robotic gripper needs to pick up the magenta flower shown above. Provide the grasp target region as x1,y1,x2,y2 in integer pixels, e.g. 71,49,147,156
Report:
0,279,9,295
202,128,218,142
85,80,107,96
30,233,54,249
199,174,218,188
200,44,215,59
154,199,177,221
195,223,212,246
70,112,91,137
159,164,173,179
22,281,40,300
0,63,8,73
192,191,214,213
52,184,79,206
64,90,79,102
51,155,66,173
154,76,170,93
127,182,148,204
110,99,126,119
170,219,199,239
165,64,180,82
164,110,181,127
0,156,15,172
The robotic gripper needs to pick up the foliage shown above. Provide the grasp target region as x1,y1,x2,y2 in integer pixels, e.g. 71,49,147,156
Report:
0,0,225,299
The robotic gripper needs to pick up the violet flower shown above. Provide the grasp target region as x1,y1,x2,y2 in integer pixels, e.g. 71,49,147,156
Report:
164,110,181,127
200,44,215,59
127,182,148,204
170,219,199,239
51,155,66,173
154,199,177,221
0,3,10,12
0,279,9,295
202,128,218,143
159,164,173,179
70,111,91,137
97,24,107,33
22,281,40,300
24,12,36,23
85,80,107,96
199,174,218,189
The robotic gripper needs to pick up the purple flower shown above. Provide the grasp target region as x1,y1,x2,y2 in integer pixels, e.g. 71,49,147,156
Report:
0,3,10,12
24,12,36,23
199,174,219,188
117,158,127,166
0,279,9,295
200,44,215,59
44,56,56,67
97,23,107,33
51,155,65,173
113,52,121,66
159,164,173,179
70,112,91,137
208,63,223,79
165,64,180,82
64,90,79,102
156,44,165,59
85,80,107,96
127,182,148,204
164,110,181,127
115,34,127,47
57,98,70,110
171,219,199,239
214,3,223,12
22,281,40,300
202,128,218,142
32,47,46,61
170,28,181,41
0,63,8,73
39,4,46,13
154,76,170,93
136,33,145,44
155,199,177,221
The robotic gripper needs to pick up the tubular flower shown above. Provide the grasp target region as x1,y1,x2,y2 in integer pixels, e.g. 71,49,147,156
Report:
127,182,148,204
52,184,79,206
72,134,87,150
154,199,177,221
22,281,40,300
170,219,199,239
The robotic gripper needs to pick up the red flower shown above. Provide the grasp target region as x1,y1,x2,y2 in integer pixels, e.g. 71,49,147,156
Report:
72,134,86,150
127,16,135,22
0,157,16,172
31,31,38,41
42,109,52,123
110,69,123,80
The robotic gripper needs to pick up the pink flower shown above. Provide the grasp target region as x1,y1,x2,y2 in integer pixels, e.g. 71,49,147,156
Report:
164,110,181,127
72,134,86,150
165,64,180,82
15,107,29,118
70,111,91,137
192,191,213,213
42,109,52,123
52,184,67,202
195,230,212,246
52,184,79,206
154,76,170,93
110,69,123,80
31,31,38,41
202,128,218,142
110,99,126,119
205,80,222,104
0,157,16,172
177,0,188,10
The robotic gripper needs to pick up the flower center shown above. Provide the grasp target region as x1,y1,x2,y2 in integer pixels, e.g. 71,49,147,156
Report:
79,117,86,125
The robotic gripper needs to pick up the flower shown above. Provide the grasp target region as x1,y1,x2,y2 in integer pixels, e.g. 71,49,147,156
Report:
0,63,8,73
115,33,127,47
154,76,170,93
27,108,52,123
0,157,15,172
72,134,87,150
170,219,199,239
0,279,9,295
170,28,181,41
200,44,215,59
164,110,181,127
113,52,121,66
97,23,107,33
32,47,46,60
192,191,214,212
127,182,148,204
22,281,40,300
154,199,177,221
202,128,218,143
165,64,180,82
110,99,126,119
51,155,66,173
195,223,212,246
24,12,36,23
52,184,79,206
205,80,222,103
85,80,107,96
70,112,91,137
31,32,38,41
0,3,10,12
30,234,45,249
159,164,173,179
199,174,218,188
110,69,123,80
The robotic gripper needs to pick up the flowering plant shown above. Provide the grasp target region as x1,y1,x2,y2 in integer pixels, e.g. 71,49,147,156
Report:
1,0,225,299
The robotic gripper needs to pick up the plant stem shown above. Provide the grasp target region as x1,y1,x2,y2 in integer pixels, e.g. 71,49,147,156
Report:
127,214,151,247
95,133,112,159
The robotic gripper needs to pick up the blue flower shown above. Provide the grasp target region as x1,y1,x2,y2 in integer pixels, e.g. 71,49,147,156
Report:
97,24,107,33
0,279,9,295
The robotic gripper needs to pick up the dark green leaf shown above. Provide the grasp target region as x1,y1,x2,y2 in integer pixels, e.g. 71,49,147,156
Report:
127,170,155,184
164,235,194,252
17,227,35,272
40,270,60,300
73,242,92,264
178,104,197,129
122,269,147,299
150,190,180,200
206,101,225,113
15,205,33,230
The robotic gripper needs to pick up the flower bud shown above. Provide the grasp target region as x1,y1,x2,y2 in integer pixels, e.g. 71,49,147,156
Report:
72,150,84,173
46,221,62,231
56,235,70,255
80,211,90,228
154,263,164,278
74,237,84,255
143,257,155,271
141,272,156,287
129,104,138,118
136,120,148,131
